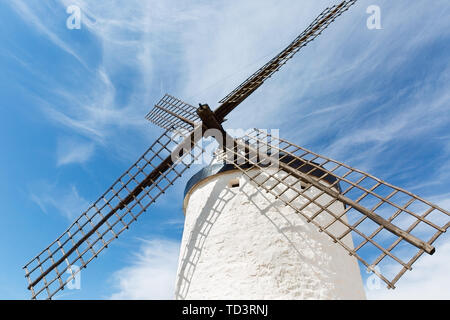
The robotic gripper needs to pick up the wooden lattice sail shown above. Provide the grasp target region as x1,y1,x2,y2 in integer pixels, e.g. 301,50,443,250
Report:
216,129,449,289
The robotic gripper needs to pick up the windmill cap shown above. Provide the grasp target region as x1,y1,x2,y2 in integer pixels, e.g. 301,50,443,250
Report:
183,153,339,198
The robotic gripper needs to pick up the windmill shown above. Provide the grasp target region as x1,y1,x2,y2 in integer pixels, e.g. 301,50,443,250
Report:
24,0,449,299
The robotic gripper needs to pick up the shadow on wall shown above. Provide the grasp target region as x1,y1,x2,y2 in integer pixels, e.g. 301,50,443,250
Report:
174,172,357,299
175,179,237,300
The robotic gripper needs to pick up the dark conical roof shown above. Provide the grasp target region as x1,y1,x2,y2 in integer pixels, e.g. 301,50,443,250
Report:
184,153,339,198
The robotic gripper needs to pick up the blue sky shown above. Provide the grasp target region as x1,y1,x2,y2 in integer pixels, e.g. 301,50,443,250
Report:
0,0,449,299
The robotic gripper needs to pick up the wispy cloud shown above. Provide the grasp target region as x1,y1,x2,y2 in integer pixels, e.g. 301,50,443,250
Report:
108,239,180,299
6,0,166,162
56,136,95,166
324,68,450,161
366,241,450,299
11,0,449,168
30,183,90,221
8,0,86,65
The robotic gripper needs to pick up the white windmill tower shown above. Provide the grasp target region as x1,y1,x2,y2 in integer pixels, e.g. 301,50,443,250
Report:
23,0,449,300
175,146,366,299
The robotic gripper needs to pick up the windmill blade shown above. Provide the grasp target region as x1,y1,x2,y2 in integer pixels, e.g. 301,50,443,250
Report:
146,94,199,134
219,129,449,289
23,128,204,299
214,0,358,122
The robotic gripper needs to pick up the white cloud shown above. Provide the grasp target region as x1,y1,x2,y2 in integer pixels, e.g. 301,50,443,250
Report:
8,0,86,65
30,184,90,221
6,0,165,162
56,137,95,166
109,239,180,300
11,0,449,169
366,241,450,299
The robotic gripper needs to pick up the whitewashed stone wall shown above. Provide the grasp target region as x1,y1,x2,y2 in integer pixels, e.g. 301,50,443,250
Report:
175,168,366,300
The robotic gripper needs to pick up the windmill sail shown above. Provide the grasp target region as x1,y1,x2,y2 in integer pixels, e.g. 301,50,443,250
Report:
146,94,199,134
219,129,449,288
214,0,358,122
24,129,204,299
